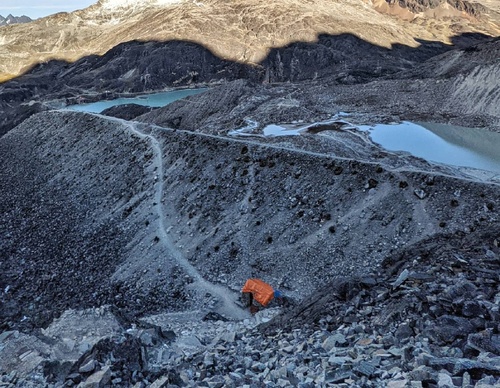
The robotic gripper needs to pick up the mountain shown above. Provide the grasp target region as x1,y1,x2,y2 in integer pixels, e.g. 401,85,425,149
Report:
0,14,32,26
0,0,499,81
1,1,500,386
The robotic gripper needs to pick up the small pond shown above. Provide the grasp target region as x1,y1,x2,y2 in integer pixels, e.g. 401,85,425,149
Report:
67,88,207,113
229,117,500,173
358,121,500,173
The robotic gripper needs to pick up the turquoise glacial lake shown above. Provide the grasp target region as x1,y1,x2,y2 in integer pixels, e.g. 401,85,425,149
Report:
67,88,207,113
358,121,500,173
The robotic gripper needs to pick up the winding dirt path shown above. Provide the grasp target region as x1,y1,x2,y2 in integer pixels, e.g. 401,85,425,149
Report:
97,115,251,320
59,109,497,321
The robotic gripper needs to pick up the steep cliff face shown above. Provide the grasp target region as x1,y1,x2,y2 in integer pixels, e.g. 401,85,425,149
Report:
403,37,500,119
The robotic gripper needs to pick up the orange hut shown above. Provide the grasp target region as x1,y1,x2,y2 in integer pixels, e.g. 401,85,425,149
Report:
241,278,275,307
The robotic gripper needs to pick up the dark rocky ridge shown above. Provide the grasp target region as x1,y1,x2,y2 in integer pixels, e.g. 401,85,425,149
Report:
136,37,500,134
100,103,157,120
0,33,490,138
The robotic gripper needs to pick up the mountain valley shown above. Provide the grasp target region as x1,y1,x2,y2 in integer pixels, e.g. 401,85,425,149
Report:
0,0,499,387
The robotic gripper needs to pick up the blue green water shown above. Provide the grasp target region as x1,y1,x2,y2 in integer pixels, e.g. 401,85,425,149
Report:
67,88,207,113
358,121,500,173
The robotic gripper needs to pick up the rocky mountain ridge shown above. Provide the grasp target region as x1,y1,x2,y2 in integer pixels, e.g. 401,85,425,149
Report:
2,32,499,139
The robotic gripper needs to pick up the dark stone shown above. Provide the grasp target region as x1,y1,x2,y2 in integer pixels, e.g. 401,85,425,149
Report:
395,324,414,342
468,332,500,356
426,316,475,344
202,312,229,322
359,277,377,286
354,361,377,377
66,373,82,384
368,178,378,189
461,301,484,317
42,360,73,383
325,372,352,384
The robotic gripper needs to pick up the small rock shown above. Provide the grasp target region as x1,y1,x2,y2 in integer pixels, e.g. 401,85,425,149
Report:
328,356,351,366
437,372,453,387
78,360,96,374
229,372,244,381
356,338,373,346
207,375,225,388
395,324,414,342
78,366,111,388
467,331,500,356
462,372,472,388
322,333,346,351
388,347,404,357
475,375,497,387
67,373,83,384
149,376,168,388
0,331,15,343
176,335,203,348
204,353,215,368
387,380,408,388
408,366,432,382
325,372,352,384
139,330,155,346
414,189,427,199
392,269,410,288
78,342,92,354
354,361,377,377
221,331,236,343
203,312,229,322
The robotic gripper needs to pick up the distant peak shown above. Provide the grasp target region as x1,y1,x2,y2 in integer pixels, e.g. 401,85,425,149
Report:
0,13,32,26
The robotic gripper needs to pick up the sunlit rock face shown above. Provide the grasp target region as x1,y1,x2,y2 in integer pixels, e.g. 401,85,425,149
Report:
0,0,499,81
